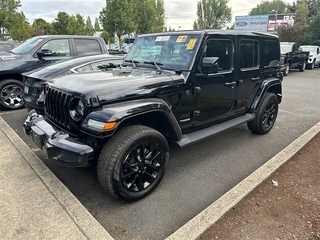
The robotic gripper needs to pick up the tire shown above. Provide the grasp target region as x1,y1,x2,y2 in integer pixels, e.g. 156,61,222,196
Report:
0,79,25,110
299,60,306,72
97,125,169,201
283,63,290,76
247,92,278,135
310,60,315,69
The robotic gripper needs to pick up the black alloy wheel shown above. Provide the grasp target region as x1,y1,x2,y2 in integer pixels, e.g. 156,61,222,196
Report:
247,92,279,135
97,125,169,201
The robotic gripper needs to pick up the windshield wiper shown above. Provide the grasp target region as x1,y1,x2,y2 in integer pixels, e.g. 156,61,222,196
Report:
124,59,139,69
143,61,163,72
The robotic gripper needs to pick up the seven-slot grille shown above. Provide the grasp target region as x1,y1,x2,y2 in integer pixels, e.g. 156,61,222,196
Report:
45,87,72,129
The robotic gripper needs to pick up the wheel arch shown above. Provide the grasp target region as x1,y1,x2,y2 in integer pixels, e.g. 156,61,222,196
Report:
81,98,182,141
0,73,23,82
249,79,282,112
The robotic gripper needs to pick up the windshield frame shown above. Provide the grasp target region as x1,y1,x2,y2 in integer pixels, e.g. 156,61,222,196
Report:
124,33,201,71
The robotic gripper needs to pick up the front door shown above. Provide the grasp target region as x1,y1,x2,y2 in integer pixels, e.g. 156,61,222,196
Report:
192,37,236,127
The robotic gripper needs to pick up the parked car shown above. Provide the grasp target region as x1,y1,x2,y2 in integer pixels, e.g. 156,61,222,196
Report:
117,45,131,54
23,54,123,113
0,35,109,110
24,30,282,202
300,45,320,69
0,41,15,52
280,42,309,76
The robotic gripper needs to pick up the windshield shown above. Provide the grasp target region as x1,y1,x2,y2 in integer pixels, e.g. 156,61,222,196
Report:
124,34,200,70
300,46,316,53
280,44,293,53
11,37,44,54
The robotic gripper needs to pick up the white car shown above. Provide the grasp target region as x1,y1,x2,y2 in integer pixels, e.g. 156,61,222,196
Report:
300,45,320,69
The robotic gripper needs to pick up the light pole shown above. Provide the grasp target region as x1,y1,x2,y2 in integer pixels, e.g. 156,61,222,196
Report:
274,0,279,34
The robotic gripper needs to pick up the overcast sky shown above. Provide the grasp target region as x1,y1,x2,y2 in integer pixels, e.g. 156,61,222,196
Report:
18,0,286,30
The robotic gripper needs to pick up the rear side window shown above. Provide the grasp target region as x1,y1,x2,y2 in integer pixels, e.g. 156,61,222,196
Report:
240,39,259,69
263,40,280,67
74,39,102,56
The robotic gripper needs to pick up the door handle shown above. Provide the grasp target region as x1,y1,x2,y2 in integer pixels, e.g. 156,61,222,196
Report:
225,81,236,87
251,77,260,81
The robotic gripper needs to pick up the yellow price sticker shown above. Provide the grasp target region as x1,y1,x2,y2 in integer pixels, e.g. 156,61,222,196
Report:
176,35,188,43
186,39,197,50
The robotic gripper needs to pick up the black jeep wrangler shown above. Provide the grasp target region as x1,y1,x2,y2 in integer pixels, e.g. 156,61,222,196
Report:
24,30,282,201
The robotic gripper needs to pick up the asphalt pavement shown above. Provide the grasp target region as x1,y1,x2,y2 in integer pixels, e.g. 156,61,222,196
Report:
0,113,319,240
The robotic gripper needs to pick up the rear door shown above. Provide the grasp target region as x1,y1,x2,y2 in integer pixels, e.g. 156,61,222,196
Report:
236,37,262,113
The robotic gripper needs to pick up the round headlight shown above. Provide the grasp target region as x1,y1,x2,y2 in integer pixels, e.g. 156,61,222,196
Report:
69,98,85,121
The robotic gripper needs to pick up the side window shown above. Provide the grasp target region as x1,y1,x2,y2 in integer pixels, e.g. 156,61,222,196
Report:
41,39,70,56
240,39,259,69
292,44,298,52
74,39,102,56
263,40,279,67
202,39,233,71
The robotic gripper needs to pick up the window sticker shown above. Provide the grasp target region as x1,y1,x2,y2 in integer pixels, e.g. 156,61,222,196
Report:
155,36,170,41
34,39,43,46
186,39,197,50
176,35,188,43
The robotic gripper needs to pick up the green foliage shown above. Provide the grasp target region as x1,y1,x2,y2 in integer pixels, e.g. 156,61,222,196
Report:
194,0,232,29
131,0,156,35
7,11,30,41
0,0,21,40
302,11,320,44
100,0,136,47
294,0,320,21
31,18,53,36
249,0,288,15
152,0,165,32
100,30,115,47
52,12,70,35
94,17,101,31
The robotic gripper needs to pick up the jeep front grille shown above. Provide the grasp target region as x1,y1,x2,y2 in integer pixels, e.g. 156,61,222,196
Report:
45,87,72,129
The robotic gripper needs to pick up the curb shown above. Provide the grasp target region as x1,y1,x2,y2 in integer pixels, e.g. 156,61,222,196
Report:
165,123,320,240
0,117,114,240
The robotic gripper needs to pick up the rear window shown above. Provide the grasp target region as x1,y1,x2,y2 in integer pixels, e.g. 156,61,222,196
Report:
74,39,103,56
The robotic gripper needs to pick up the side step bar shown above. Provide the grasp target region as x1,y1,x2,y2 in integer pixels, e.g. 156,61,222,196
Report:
176,113,255,148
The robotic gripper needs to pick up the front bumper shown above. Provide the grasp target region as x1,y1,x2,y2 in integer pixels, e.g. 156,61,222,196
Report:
23,110,94,167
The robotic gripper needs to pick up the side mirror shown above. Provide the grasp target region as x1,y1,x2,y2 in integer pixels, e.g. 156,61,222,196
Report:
202,57,219,74
37,49,53,59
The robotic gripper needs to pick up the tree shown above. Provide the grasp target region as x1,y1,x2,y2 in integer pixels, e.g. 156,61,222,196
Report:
248,0,288,15
85,17,95,35
67,14,87,35
304,0,320,21
94,17,101,31
277,1,309,44
100,0,136,47
152,0,165,32
32,18,53,36
52,12,70,35
131,0,156,36
0,0,21,40
193,0,232,30
7,11,30,41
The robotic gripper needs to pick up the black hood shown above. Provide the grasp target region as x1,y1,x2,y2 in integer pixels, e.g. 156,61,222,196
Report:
48,68,186,102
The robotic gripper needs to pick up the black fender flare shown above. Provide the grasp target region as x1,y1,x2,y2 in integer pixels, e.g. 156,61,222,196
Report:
249,79,282,112
81,98,182,139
